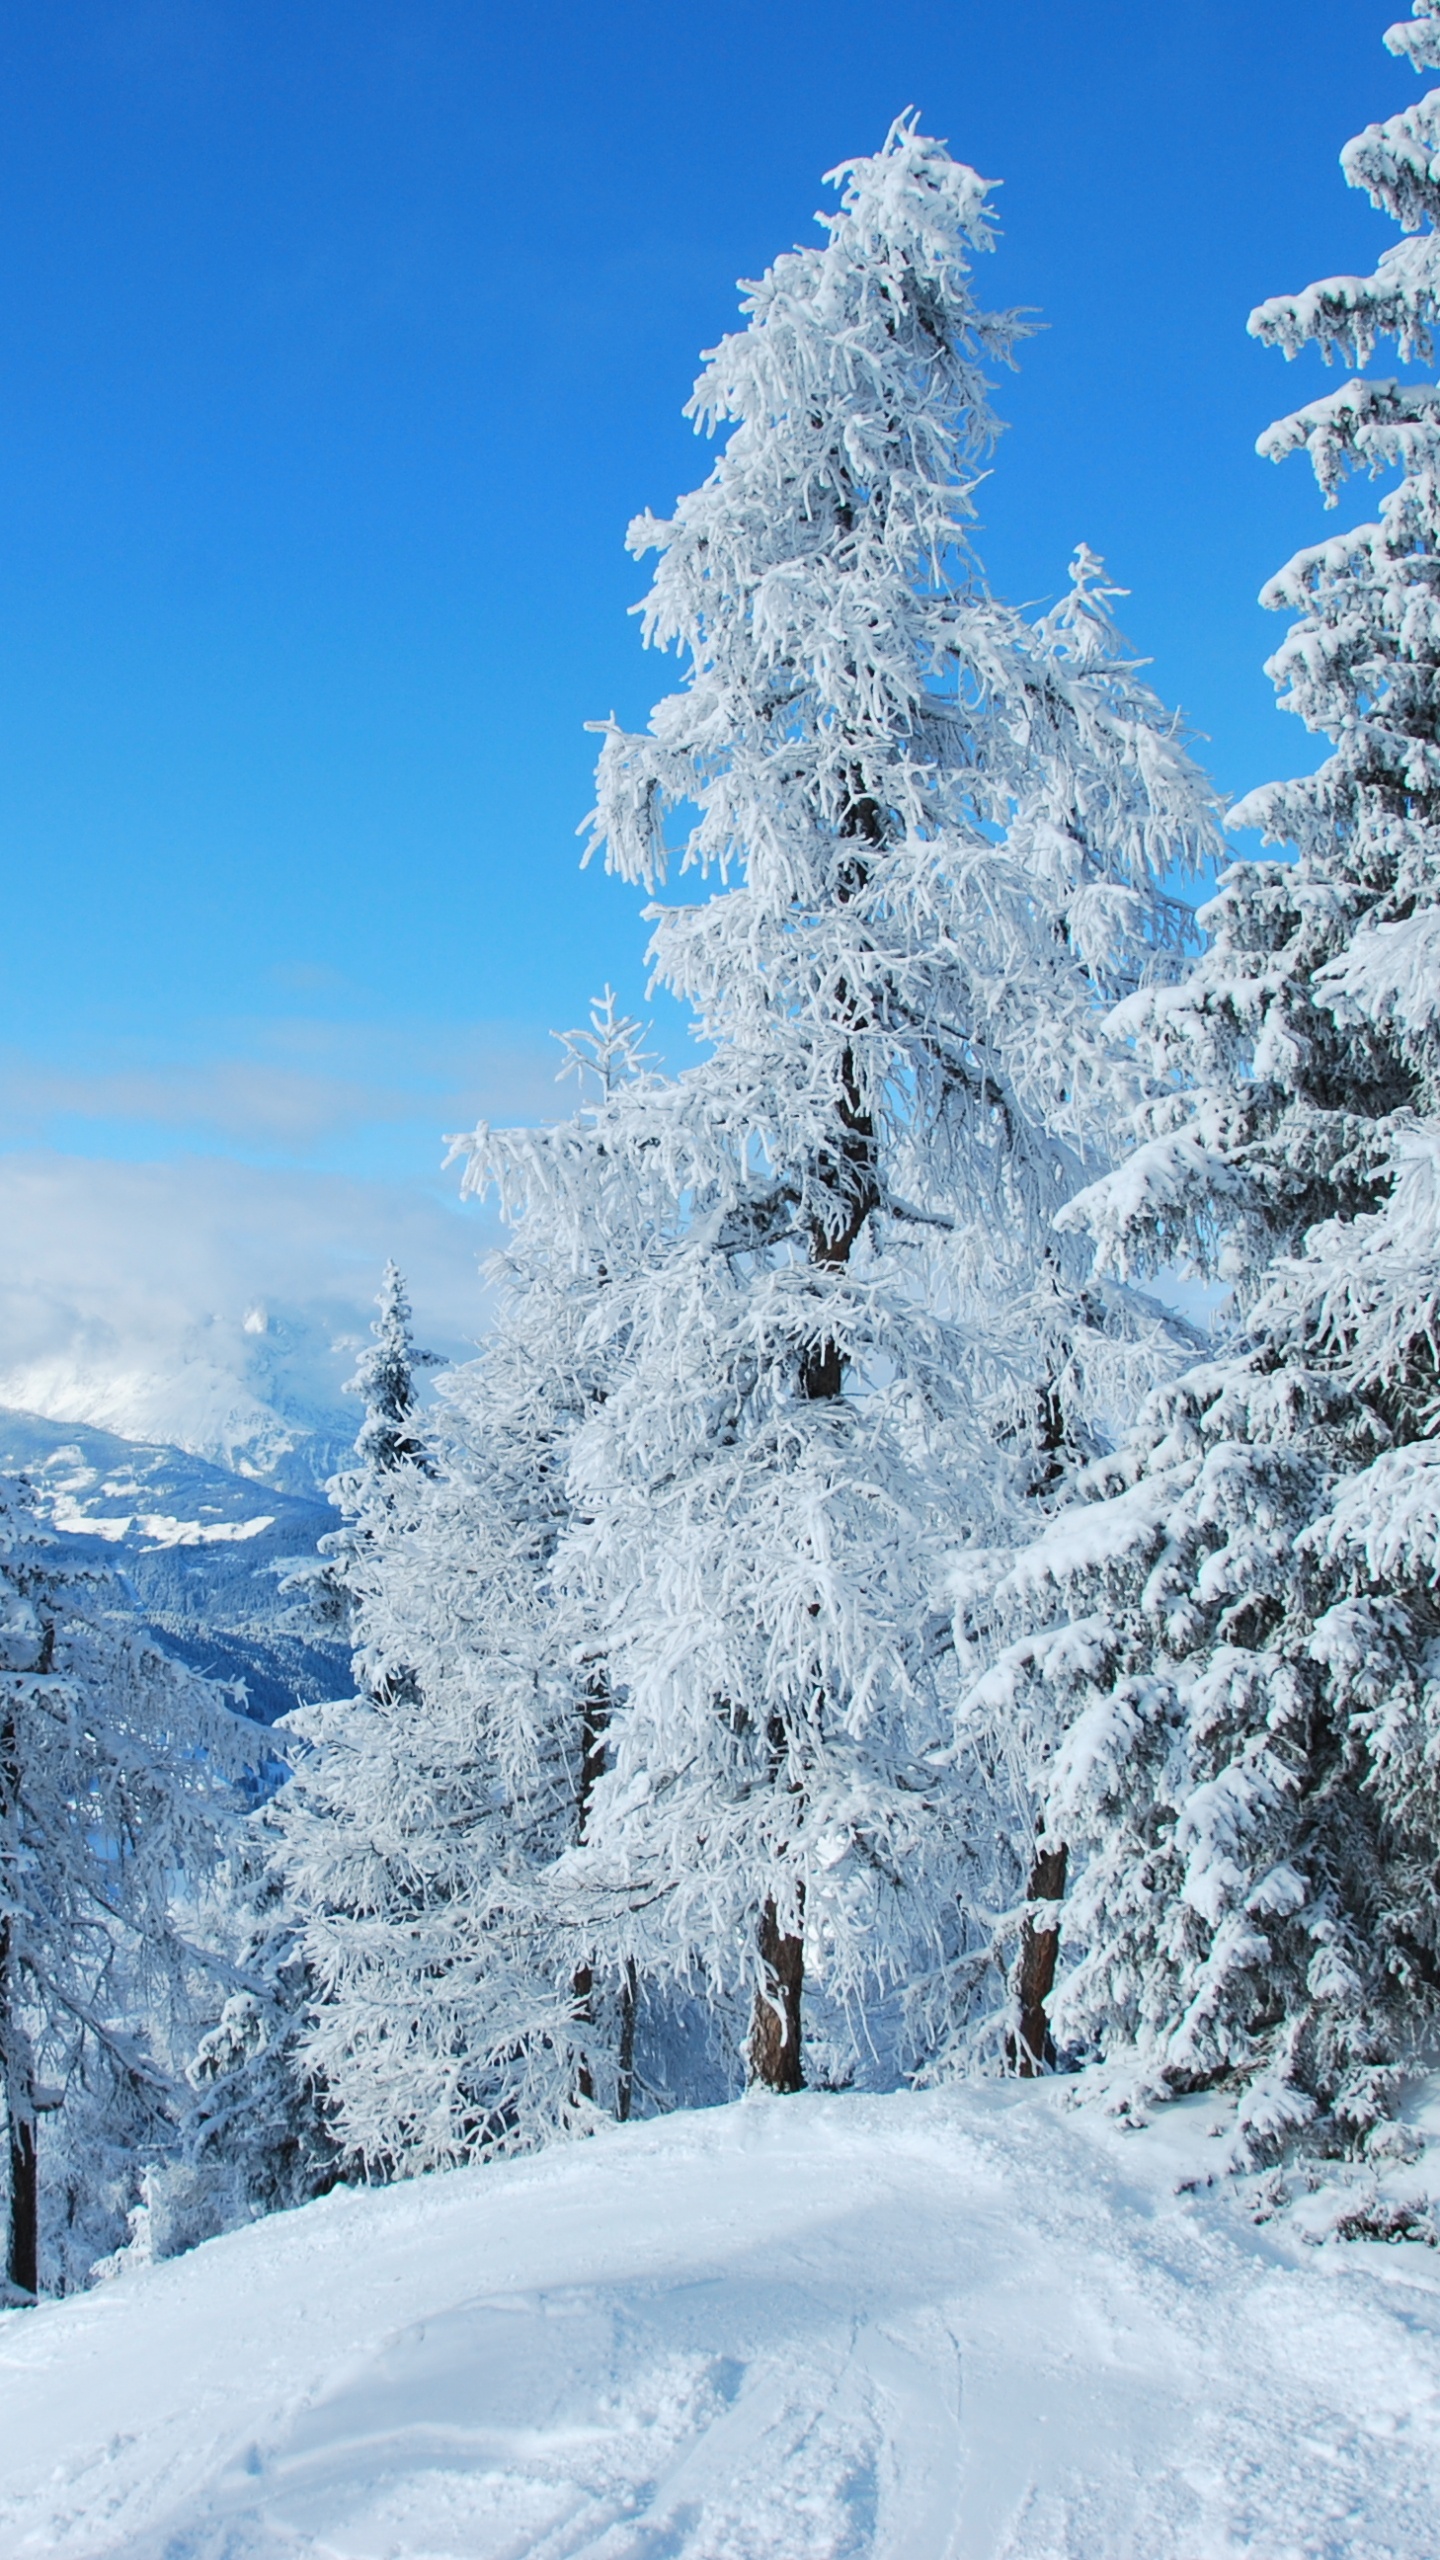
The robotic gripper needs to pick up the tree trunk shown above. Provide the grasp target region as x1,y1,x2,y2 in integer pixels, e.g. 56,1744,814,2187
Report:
0,1684,37,2301
0,1911,37,2302
616,1959,637,2124
767,782,879,2083
6,2100,37,2302
572,1671,611,2107
749,1894,805,2091
1027,1369,1069,1498
1011,1838,1068,2076
572,1961,596,2105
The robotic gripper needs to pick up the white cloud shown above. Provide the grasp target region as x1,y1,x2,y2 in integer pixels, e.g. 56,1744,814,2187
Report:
0,1150,497,1484
0,999,643,1480
0,1016,566,1159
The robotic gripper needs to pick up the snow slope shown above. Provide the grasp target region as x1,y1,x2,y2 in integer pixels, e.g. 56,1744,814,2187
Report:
2,2085,1438,2559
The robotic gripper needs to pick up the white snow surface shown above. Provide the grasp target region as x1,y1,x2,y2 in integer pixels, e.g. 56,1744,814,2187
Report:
45,1497,276,1548
3,2084,1438,2560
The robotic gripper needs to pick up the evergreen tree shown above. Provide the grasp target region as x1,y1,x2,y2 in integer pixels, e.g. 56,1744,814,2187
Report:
176,1823,339,2238
185,1267,438,2222
0,1480,244,2298
565,120,1219,2090
962,0,1440,2158
280,1261,438,1660
327,1258,439,1707
275,1006,668,2169
340,1259,436,1490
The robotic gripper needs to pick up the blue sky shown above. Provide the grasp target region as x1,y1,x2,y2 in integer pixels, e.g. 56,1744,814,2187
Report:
0,0,1414,1382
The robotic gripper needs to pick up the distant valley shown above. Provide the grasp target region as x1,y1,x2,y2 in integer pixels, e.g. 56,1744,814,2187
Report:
0,1406,350,1726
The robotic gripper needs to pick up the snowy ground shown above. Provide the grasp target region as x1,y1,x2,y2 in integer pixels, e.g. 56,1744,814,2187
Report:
2,2084,1439,2560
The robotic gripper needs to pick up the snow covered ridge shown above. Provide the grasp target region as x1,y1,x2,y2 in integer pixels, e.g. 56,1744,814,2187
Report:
2,2086,1439,2560
0,1347,320,1488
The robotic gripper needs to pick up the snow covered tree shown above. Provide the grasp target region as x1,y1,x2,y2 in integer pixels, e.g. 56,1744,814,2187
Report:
961,0,1440,2157
175,1820,339,2237
0,1479,245,2298
182,1267,440,2229
276,1003,671,2169
280,1262,438,1661
326,1259,439,1701
566,119,1220,2090
339,1260,437,1492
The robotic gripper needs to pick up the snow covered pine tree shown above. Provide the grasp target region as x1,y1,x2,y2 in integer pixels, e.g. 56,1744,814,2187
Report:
568,119,1218,2092
185,1263,440,2225
280,1013,669,2167
178,1839,338,2239
960,0,1440,2164
0,1479,244,2299
340,1259,438,1491
308,1258,440,1661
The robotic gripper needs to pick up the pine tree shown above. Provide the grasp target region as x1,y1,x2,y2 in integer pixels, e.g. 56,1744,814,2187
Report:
566,120,1219,2090
962,0,1440,2158
328,1259,439,1708
279,1261,439,1663
177,1822,339,2238
275,1006,668,2169
186,1267,439,2222
341,1260,436,1490
0,1480,244,2297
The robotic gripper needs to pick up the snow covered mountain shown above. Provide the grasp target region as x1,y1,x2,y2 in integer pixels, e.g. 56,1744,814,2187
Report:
0,1405,349,1724
1,2082,1437,2558
0,1299,359,1496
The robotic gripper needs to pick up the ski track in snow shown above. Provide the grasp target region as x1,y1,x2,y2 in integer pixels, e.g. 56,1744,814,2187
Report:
1,2086,1438,2559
